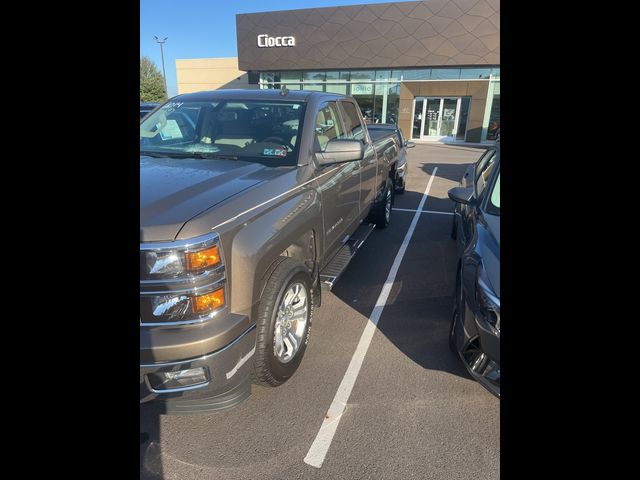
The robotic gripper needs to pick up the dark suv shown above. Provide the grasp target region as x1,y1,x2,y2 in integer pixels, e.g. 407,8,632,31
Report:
447,147,500,397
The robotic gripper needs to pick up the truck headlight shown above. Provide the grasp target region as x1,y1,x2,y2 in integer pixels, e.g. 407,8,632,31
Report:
140,232,226,325
144,245,221,278
142,286,225,324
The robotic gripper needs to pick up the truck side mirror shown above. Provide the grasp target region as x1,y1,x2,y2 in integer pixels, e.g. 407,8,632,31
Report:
316,139,364,165
405,141,415,148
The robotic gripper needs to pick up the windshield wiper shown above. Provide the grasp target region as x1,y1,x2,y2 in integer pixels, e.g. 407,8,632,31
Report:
140,150,238,160
140,150,171,158
187,152,239,160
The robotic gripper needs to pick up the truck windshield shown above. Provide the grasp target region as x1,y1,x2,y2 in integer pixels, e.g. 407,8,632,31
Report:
140,99,306,166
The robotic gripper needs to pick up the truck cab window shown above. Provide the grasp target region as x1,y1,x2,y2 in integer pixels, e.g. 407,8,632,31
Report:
315,102,345,152
340,101,366,142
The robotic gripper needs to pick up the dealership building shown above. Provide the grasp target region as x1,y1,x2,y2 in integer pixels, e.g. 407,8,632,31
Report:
176,0,499,143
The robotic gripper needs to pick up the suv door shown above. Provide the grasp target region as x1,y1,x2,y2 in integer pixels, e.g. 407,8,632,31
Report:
339,100,377,211
313,101,362,264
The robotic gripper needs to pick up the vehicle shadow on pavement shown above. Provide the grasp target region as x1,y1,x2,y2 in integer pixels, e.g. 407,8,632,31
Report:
332,162,475,381
420,161,476,184
140,394,166,479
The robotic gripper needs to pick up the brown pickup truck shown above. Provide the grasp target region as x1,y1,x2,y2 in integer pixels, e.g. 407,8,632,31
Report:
140,89,401,413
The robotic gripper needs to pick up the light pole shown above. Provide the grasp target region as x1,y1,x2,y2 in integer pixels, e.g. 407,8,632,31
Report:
154,36,168,98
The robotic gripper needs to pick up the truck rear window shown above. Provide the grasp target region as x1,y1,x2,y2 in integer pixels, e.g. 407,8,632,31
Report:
140,100,306,165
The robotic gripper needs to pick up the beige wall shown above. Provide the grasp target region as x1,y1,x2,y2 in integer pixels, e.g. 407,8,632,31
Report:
398,80,490,143
176,57,258,93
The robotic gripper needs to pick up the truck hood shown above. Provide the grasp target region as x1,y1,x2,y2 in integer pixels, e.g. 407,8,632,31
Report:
140,156,282,241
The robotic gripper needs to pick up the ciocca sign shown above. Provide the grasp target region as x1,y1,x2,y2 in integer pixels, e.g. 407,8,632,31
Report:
257,34,296,48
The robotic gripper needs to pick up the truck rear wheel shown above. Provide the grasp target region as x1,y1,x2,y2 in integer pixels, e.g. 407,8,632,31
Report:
369,177,394,229
252,258,313,387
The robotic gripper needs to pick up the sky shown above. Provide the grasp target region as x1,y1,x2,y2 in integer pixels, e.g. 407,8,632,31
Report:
140,0,398,97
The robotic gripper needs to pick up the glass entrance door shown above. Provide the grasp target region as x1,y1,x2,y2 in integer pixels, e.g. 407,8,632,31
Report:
412,97,467,140
424,99,441,136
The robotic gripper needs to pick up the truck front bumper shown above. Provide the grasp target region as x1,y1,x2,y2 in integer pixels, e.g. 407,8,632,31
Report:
140,325,256,414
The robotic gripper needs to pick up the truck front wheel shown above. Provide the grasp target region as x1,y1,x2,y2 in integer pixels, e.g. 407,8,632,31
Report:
252,258,314,387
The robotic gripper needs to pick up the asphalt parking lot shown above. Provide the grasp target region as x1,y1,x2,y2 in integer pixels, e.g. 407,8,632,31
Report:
140,143,500,480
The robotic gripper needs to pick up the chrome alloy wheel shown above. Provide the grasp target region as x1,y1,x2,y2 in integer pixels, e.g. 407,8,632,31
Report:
384,188,392,223
273,282,308,363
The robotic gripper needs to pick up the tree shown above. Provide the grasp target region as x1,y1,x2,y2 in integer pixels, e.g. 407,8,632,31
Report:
140,56,167,102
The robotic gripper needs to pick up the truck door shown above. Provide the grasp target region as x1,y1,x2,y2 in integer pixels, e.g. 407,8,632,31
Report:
313,101,361,261
339,100,377,210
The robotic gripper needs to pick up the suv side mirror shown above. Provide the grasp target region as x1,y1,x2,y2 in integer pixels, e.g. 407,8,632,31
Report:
316,139,364,165
448,186,475,205
405,141,415,148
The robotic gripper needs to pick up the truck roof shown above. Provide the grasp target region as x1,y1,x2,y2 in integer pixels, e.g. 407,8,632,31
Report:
171,89,351,103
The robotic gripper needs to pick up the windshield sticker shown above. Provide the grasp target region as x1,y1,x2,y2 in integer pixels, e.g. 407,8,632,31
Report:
164,101,184,109
263,148,287,157
159,119,184,141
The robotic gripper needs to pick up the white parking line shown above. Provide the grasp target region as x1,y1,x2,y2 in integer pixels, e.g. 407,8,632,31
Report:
303,167,439,469
393,208,453,215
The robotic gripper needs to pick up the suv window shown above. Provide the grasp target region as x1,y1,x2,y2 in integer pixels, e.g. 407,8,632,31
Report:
475,152,497,198
490,173,500,210
340,101,366,141
315,102,345,152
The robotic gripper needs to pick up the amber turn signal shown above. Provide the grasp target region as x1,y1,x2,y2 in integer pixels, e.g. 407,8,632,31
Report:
186,245,220,271
192,288,225,314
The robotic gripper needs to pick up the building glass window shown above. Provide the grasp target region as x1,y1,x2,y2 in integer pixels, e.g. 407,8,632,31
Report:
282,83,301,90
325,84,347,94
303,71,326,82
350,70,375,81
375,70,391,82
280,71,302,83
431,68,461,80
402,69,431,81
460,68,491,79
326,71,350,82
373,83,386,124
390,70,403,82
304,84,324,92
349,83,374,122
260,72,276,83
456,97,472,141
385,84,400,124
484,79,500,140
486,93,500,140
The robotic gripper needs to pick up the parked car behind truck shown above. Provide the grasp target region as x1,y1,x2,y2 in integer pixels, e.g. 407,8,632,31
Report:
140,90,400,413
367,123,414,194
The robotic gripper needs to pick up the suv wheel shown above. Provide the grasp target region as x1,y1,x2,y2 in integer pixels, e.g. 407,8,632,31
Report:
252,258,314,386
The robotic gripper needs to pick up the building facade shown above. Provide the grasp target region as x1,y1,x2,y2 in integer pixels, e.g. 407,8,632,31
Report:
176,58,257,93
177,0,499,143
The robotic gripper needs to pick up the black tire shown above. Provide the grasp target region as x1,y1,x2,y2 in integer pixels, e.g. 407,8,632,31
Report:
369,177,394,229
395,175,406,194
252,258,314,387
